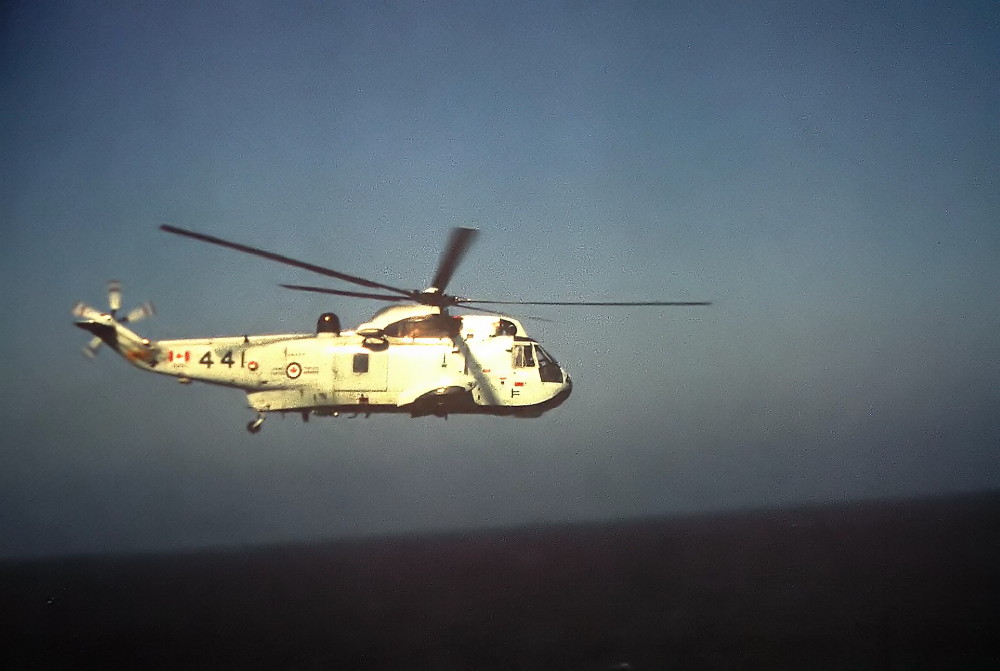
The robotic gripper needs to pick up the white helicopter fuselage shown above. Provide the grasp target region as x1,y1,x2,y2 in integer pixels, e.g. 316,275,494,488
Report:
74,225,705,433
78,305,572,428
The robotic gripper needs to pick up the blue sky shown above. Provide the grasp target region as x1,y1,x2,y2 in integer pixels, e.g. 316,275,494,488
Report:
2,0,997,558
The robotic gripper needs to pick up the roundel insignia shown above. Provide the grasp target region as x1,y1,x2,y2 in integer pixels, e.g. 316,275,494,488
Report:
286,362,302,379
248,361,259,372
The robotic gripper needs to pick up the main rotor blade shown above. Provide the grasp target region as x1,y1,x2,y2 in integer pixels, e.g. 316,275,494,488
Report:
160,225,415,299
458,299,712,307
451,303,505,314
451,333,500,407
430,227,478,293
279,284,412,302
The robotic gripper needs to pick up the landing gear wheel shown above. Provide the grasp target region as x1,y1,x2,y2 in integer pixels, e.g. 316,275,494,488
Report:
247,416,265,434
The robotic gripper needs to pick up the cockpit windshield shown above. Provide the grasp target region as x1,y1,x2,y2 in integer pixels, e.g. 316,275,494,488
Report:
512,343,563,383
535,345,563,383
535,345,558,367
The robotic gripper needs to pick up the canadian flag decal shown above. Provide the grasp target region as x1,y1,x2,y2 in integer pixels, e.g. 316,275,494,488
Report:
169,350,190,362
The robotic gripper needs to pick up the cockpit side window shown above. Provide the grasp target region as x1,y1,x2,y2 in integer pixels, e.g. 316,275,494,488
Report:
512,344,535,368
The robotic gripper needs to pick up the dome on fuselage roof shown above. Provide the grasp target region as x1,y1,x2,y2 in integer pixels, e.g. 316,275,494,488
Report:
458,313,525,339
354,305,527,340
361,304,442,330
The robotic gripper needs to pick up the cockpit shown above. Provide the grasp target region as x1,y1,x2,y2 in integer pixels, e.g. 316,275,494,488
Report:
512,341,564,383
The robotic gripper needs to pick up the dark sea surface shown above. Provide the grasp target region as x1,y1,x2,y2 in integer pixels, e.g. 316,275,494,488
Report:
3,492,998,670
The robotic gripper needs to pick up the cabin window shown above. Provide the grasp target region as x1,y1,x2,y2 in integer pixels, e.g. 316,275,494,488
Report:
512,344,535,368
353,353,369,373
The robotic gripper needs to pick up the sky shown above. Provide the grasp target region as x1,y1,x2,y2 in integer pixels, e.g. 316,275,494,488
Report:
1,0,997,558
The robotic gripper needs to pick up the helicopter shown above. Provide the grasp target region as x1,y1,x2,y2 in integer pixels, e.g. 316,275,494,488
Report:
73,226,709,433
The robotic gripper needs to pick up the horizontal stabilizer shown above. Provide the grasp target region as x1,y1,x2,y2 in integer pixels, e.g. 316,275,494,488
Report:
75,320,119,350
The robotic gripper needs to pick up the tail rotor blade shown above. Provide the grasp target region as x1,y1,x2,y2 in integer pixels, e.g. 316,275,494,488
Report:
107,280,122,312
72,301,103,320
82,336,103,359
123,301,155,323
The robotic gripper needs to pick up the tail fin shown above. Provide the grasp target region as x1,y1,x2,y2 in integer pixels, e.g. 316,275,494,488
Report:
74,315,160,366
73,281,158,364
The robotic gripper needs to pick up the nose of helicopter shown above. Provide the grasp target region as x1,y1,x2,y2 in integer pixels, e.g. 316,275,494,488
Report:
551,370,572,407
